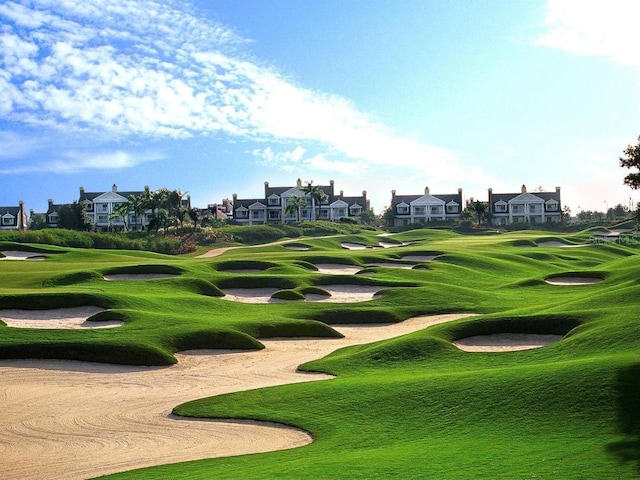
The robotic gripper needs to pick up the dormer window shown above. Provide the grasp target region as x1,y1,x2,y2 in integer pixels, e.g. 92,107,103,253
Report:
546,200,558,211
2,214,14,225
268,196,280,206
397,203,409,214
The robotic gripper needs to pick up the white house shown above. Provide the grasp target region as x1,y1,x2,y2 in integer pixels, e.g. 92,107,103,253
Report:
488,185,562,225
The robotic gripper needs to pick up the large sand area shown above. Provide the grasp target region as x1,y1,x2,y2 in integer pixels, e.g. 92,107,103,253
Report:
0,313,474,480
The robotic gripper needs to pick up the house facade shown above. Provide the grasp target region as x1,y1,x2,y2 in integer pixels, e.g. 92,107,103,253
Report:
488,185,562,225
389,187,464,227
232,179,369,225
0,201,27,230
79,185,191,231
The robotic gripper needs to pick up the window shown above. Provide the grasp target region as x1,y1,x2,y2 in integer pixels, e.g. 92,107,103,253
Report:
413,207,426,215
430,206,443,215
334,209,346,218
236,210,248,218
350,206,362,216
97,215,108,223
529,205,542,214
495,203,507,213
397,205,409,214
2,216,14,225
546,201,558,211
268,196,280,206
251,211,265,220
511,205,524,214
49,213,59,224
269,210,280,220
85,203,94,212
99,204,108,212
320,209,330,218
446,204,458,213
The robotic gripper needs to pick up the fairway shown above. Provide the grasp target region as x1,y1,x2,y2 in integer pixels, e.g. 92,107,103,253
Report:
0,228,638,479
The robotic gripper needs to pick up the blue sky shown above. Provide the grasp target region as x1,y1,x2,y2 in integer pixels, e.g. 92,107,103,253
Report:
1,0,638,215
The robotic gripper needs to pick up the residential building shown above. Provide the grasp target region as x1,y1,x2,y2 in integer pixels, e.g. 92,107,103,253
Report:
488,185,562,225
44,199,66,228
389,187,464,227
79,184,190,231
232,179,369,225
0,201,27,230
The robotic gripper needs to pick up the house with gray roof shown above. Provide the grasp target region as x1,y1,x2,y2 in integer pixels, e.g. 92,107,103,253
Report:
488,185,562,225
389,187,463,227
0,201,27,230
232,179,369,225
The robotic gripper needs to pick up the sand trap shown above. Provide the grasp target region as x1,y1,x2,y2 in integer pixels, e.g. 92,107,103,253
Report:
453,333,564,352
314,264,363,275
0,307,122,329
0,250,46,261
366,262,415,269
378,241,404,248
536,241,589,248
341,242,368,250
402,255,440,262
0,313,473,480
103,274,178,281
283,244,310,251
545,276,602,285
221,285,384,303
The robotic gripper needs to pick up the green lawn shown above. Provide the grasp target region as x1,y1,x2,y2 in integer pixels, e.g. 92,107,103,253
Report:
1,228,638,479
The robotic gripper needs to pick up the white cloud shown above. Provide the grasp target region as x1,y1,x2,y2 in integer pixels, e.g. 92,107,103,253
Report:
535,0,640,68
0,0,463,179
0,149,163,174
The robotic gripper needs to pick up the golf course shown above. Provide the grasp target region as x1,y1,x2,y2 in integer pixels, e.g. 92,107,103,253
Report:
1,226,638,479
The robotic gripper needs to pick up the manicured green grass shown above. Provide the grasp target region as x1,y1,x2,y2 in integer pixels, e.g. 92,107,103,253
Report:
1,228,638,478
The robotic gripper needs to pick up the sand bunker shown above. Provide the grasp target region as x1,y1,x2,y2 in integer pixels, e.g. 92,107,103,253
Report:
341,242,368,250
0,250,45,261
103,273,178,281
366,262,415,269
221,285,383,303
453,333,564,352
545,276,602,285
283,244,310,251
0,313,474,480
378,241,408,248
314,264,362,275
402,255,440,262
0,307,122,329
536,241,589,248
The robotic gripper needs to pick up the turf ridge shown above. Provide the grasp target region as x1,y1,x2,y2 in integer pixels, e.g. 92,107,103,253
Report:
0,229,637,478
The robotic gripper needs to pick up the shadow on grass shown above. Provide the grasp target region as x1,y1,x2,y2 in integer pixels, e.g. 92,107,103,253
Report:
607,362,640,471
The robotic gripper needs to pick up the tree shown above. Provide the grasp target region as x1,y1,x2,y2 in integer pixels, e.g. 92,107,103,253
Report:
29,213,47,230
187,207,200,231
285,195,306,222
620,135,640,189
57,202,92,231
466,200,490,226
111,201,132,231
303,181,328,220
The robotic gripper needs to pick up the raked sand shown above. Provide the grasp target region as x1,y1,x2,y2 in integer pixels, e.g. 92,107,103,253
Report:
0,313,473,480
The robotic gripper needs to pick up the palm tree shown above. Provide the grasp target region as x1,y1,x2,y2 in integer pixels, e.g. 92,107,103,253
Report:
303,181,328,221
285,195,306,222
187,207,200,231
466,200,489,226
111,201,132,231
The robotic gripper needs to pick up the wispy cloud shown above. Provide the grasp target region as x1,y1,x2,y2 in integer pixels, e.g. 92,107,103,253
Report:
0,0,463,179
0,149,163,174
535,0,640,68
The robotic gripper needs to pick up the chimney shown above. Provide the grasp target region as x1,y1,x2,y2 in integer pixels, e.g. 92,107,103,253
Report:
425,186,430,195
30,209,35,215
458,188,463,195
330,180,334,186
112,184,117,192
48,199,54,208
232,193,237,202
80,186,85,195
296,178,302,187
391,189,396,200
521,184,527,193
339,190,344,197
555,186,561,193
144,185,149,192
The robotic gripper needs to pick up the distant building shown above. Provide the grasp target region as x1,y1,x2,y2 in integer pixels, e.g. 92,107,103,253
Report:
232,179,369,225
0,201,28,230
488,185,562,225
389,187,463,227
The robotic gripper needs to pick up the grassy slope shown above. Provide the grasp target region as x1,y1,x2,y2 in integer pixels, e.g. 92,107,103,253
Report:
1,230,639,478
